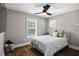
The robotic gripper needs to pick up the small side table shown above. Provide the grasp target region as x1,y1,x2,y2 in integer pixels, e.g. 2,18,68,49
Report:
4,44,14,55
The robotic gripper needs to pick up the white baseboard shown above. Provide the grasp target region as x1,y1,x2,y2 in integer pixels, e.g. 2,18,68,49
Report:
69,45,79,50
13,42,31,48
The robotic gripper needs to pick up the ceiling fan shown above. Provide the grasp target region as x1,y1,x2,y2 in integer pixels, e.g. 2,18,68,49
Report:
34,4,52,16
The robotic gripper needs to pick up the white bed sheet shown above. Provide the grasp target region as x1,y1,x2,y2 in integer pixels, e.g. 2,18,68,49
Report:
31,35,68,56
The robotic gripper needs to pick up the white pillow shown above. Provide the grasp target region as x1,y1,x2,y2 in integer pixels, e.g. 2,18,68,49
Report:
53,32,57,37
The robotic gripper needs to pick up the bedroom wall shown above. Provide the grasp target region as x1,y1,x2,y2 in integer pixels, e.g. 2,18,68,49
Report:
47,10,79,47
5,9,46,44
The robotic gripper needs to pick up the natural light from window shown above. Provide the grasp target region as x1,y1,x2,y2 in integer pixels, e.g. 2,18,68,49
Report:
27,18,37,38
50,20,56,28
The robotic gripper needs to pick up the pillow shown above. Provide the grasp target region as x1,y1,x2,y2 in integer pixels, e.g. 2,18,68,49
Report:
57,30,64,37
49,32,53,36
49,30,57,36
53,32,57,37
53,30,58,37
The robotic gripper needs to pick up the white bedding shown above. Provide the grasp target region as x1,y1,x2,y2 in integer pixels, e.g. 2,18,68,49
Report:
31,35,68,56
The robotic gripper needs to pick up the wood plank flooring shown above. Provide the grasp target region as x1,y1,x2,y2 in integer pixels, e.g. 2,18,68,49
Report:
6,44,79,56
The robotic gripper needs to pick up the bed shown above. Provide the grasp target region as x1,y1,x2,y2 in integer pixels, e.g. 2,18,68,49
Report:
31,35,68,56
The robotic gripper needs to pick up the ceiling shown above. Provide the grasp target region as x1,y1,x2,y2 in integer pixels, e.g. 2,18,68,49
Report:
5,3,79,18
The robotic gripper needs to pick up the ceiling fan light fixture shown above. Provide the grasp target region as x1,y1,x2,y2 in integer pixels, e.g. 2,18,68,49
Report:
34,4,53,16
42,13,47,15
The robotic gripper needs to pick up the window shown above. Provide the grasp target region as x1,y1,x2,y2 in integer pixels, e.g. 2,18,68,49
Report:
27,18,37,38
50,20,56,28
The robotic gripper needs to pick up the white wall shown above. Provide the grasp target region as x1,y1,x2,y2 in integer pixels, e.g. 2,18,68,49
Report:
0,32,4,56
5,10,46,44
47,10,79,47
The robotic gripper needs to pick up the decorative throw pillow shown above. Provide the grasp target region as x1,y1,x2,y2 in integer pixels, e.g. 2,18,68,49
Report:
57,30,64,37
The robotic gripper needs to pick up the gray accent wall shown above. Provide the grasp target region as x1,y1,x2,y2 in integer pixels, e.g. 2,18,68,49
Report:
0,3,7,33
47,10,79,47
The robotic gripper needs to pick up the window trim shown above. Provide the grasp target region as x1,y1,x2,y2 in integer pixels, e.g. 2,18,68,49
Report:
27,18,37,38
49,20,56,28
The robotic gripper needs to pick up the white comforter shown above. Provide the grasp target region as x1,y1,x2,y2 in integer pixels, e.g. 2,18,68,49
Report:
31,35,68,56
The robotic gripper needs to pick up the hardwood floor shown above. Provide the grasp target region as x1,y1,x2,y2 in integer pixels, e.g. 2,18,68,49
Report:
54,47,79,56
6,44,79,56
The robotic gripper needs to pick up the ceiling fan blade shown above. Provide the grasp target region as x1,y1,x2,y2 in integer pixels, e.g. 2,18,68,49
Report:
34,12,43,14
46,12,52,16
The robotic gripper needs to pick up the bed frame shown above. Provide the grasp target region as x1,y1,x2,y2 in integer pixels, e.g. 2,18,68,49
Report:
31,32,71,56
